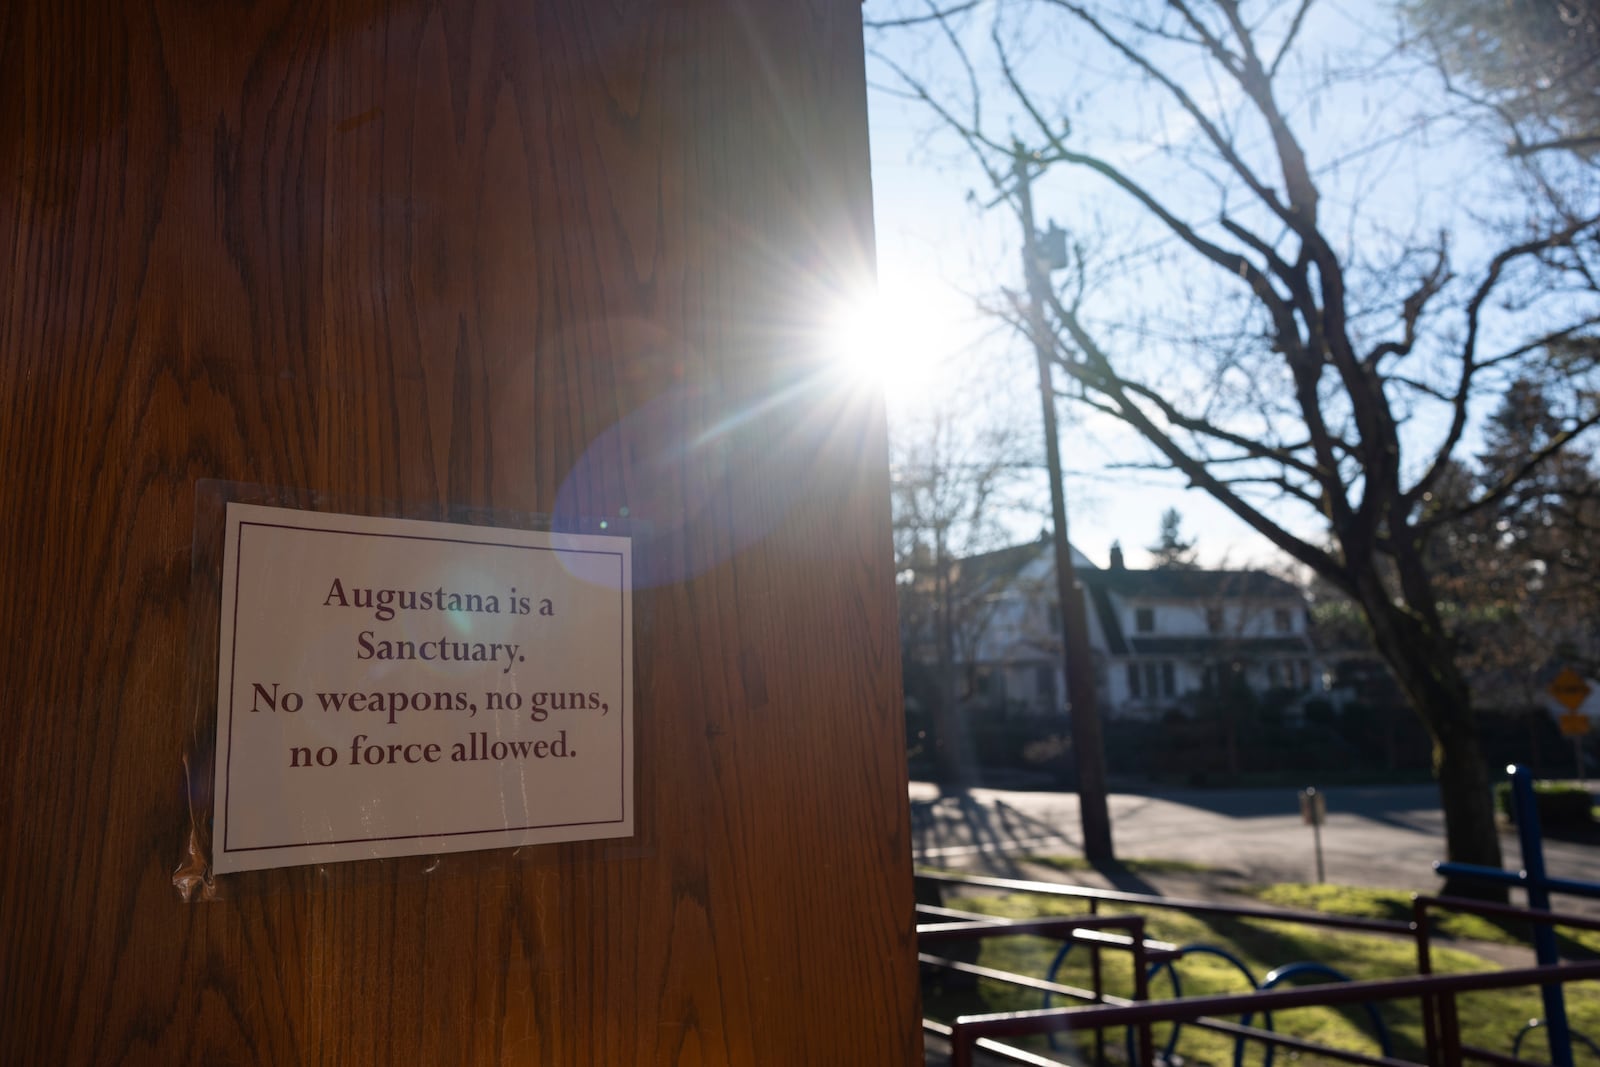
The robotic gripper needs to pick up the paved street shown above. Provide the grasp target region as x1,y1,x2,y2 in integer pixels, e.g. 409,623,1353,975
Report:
910,781,1600,896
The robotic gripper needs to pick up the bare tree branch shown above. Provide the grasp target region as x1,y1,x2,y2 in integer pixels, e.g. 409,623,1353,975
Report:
1101,369,1324,478
1408,214,1600,509
1507,132,1600,158
1365,247,1451,366
1268,0,1316,80
1043,0,1302,234
864,0,985,30
1038,291,1353,586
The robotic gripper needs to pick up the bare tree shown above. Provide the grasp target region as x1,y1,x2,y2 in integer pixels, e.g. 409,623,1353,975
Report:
870,0,1600,878
894,385,1036,786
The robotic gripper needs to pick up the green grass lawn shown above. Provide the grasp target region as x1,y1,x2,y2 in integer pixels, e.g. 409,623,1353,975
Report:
1251,882,1600,957
926,891,1600,1067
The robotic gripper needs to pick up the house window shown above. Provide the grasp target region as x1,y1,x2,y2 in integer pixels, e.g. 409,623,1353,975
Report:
1128,662,1175,701
1036,665,1057,706
1136,607,1155,633
1274,608,1293,633
1205,606,1223,633
1203,661,1242,691
1049,604,1062,634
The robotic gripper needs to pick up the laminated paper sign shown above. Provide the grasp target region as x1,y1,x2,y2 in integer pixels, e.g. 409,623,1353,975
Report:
211,503,633,874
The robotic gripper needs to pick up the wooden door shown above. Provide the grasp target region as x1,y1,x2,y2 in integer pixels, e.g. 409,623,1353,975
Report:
0,0,918,1061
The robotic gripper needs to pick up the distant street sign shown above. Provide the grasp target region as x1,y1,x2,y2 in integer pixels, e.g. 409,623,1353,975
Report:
1560,712,1591,738
1549,668,1593,712
1299,787,1326,826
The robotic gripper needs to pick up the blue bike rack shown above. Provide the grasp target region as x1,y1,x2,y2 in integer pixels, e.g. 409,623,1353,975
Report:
1435,763,1600,1067
1044,939,1287,1065
1150,946,1265,1065
1513,1019,1600,1062
1240,961,1393,1067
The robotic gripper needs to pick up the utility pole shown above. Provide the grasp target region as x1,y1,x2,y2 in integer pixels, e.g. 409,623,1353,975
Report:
1013,143,1115,863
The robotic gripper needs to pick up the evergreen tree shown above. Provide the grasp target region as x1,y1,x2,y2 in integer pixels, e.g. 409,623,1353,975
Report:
1407,0,1600,158
1147,507,1198,570
1427,379,1600,701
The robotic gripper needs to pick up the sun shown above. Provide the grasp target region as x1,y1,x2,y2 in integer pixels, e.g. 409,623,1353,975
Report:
819,273,963,411
824,296,913,385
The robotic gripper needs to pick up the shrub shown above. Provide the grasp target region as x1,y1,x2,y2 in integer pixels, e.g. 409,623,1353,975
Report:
1495,781,1595,828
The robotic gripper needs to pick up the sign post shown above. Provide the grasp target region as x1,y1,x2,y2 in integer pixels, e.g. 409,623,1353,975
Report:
1550,669,1593,784
1299,786,1326,883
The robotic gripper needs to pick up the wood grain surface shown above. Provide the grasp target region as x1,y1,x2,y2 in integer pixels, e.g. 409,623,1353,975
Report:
0,0,919,1062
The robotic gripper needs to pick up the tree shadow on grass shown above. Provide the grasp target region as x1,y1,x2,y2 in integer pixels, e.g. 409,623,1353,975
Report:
912,790,1079,879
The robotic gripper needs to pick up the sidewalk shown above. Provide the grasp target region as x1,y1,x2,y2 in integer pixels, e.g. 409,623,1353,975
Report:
911,781,1600,902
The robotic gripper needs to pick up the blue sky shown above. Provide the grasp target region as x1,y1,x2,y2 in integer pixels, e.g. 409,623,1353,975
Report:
857,0,1593,574
859,2,1336,571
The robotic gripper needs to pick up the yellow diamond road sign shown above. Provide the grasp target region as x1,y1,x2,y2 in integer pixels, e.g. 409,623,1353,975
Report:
1549,668,1593,713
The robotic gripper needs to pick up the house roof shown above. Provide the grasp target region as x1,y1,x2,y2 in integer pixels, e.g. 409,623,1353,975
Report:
1086,585,1128,656
956,539,1301,602
953,539,1056,590
1081,568,1301,600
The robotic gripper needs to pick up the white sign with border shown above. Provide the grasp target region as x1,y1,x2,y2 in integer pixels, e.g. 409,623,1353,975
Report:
211,502,632,874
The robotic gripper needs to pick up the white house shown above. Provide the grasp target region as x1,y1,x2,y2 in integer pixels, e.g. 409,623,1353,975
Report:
954,535,1321,720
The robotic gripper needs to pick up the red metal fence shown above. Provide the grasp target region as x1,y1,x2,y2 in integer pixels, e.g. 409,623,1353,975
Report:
917,870,1600,1067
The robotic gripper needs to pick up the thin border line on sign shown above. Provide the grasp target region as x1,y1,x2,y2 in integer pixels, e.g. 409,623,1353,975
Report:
220,517,628,857
222,815,628,853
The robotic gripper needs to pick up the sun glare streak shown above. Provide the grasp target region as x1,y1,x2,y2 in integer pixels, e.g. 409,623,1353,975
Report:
689,372,823,450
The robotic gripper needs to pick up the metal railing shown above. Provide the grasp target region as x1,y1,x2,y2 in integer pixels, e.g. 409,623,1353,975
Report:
938,959,1600,1067
917,765,1600,1067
